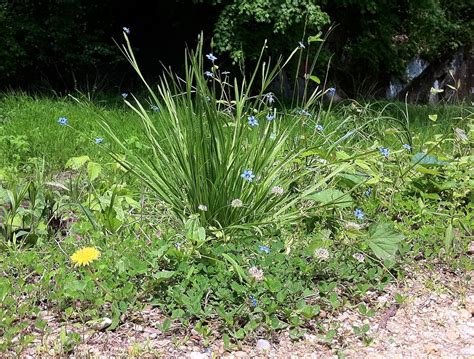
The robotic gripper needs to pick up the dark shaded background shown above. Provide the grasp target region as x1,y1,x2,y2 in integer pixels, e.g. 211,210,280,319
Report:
1,0,472,100
0,1,221,93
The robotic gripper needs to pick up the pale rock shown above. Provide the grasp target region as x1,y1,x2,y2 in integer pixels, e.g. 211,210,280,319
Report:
467,241,474,255
256,339,271,352
304,333,318,342
155,339,171,347
424,344,439,354
133,324,145,332
234,351,250,358
446,328,460,341
458,324,474,337
188,351,209,359
461,346,474,356
89,317,112,331
458,309,472,320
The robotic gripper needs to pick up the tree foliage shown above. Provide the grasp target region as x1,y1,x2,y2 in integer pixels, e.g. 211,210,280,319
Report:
0,0,119,87
213,0,330,61
210,0,473,92
1,0,472,94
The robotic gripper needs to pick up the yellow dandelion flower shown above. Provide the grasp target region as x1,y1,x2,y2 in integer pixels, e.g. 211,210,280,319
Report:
71,247,101,266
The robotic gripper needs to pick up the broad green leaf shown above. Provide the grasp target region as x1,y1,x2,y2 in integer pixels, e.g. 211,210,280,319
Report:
87,161,102,182
337,173,366,186
412,152,448,166
307,33,323,42
415,167,440,175
66,155,90,170
428,114,438,122
367,223,404,260
366,176,381,185
307,189,353,208
153,270,175,282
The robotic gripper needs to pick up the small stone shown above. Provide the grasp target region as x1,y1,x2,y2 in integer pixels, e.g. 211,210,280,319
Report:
468,241,474,255
156,339,171,347
89,317,112,331
256,339,271,352
424,344,438,354
459,324,474,337
188,352,208,359
234,351,249,358
446,328,459,341
304,333,318,342
458,309,472,320
134,324,145,332
461,346,474,356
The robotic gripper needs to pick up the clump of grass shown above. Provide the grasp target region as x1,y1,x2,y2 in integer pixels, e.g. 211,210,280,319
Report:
94,33,346,231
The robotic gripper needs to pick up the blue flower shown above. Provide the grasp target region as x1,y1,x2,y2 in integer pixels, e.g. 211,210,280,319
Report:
258,245,270,254
95,137,104,144
249,295,258,307
241,169,255,182
379,147,390,158
266,113,275,121
327,87,336,97
122,27,130,34
204,71,214,78
402,144,412,152
206,53,217,62
121,92,128,99
354,208,365,220
57,117,68,126
364,188,372,197
150,105,160,112
298,41,305,49
248,116,259,127
315,124,324,131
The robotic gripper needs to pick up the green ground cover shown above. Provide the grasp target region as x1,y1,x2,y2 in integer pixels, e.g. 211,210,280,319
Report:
0,41,472,355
